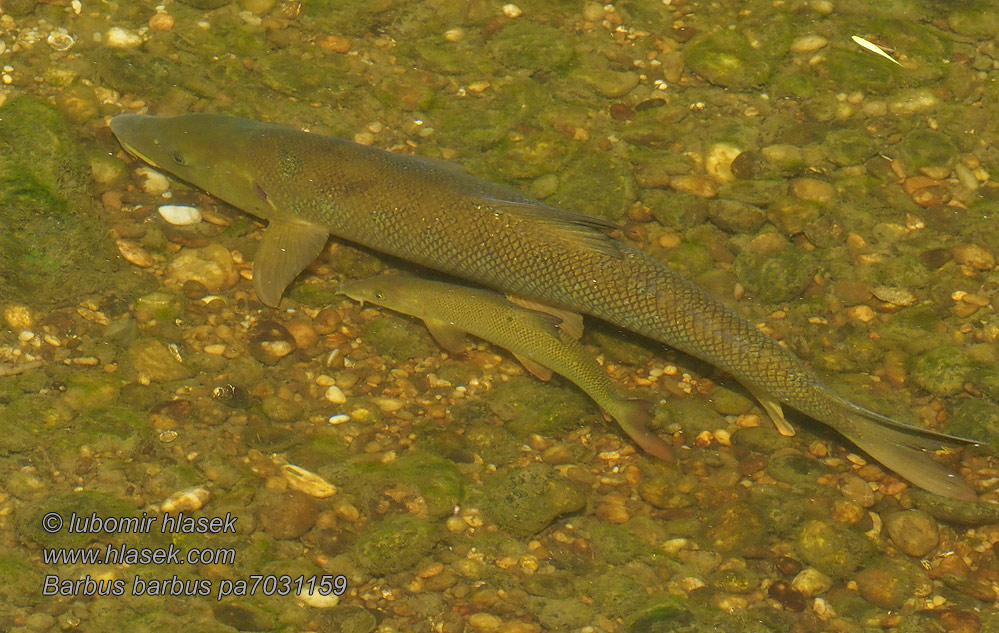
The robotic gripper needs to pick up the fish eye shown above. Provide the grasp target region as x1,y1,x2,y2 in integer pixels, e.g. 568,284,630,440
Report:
172,152,187,165
374,292,385,300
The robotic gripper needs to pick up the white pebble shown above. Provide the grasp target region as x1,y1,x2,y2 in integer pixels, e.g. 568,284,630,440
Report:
502,3,522,18
328,414,350,425
325,385,346,404
106,26,143,49
298,586,339,608
136,166,170,195
158,205,202,226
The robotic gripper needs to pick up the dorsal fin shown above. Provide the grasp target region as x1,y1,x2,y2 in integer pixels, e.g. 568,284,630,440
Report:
481,196,628,258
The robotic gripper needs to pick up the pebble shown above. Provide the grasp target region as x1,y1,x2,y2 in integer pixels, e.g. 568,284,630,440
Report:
844,305,875,323
158,205,202,226
952,243,995,270
670,175,717,198
790,177,834,203
325,385,347,404
161,486,210,513
282,464,337,498
116,238,154,268
3,304,34,330
790,35,828,53
501,3,522,18
167,244,239,292
871,286,917,307
148,12,175,31
298,586,339,608
704,143,741,183
135,166,171,194
884,509,938,557
791,567,832,597
106,26,143,49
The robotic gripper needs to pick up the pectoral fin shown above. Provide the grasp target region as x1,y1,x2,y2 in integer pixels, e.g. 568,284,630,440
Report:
506,295,584,340
253,219,329,307
513,353,553,381
424,319,467,354
748,386,796,437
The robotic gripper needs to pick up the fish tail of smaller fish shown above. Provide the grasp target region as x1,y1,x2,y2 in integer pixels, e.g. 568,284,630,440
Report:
830,400,977,501
605,397,673,461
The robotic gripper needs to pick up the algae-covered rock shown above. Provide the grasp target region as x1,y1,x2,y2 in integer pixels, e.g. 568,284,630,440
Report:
387,455,464,519
824,128,881,167
587,566,656,620
537,598,595,630
734,247,817,304
765,449,831,491
907,346,973,397
899,128,958,171
655,397,726,436
903,489,999,525
884,509,939,558
794,520,874,579
946,396,999,450
128,338,191,383
731,425,784,453
61,371,121,411
707,199,766,233
488,20,575,72
0,97,116,307
854,559,925,609
360,315,434,362
627,597,780,633
479,463,586,536
314,606,377,633
700,500,767,554
685,30,772,88
17,491,141,549
486,375,598,437
708,384,754,416
548,151,636,222
351,514,442,575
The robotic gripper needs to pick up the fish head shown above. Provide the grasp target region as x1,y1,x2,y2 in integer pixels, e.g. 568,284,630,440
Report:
110,113,278,220
338,277,422,313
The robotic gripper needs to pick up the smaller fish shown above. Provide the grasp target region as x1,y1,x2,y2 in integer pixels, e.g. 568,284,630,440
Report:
338,276,673,460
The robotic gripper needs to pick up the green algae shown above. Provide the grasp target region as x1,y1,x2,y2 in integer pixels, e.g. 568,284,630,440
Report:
360,315,435,362
485,374,599,437
908,346,974,397
684,30,772,89
0,97,118,307
478,463,586,537
794,519,875,579
699,501,767,554
733,247,818,304
903,488,999,525
488,20,576,72
548,151,636,221
350,514,442,575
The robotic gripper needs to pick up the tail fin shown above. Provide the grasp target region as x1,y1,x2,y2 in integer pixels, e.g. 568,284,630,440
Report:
609,398,673,461
835,406,977,501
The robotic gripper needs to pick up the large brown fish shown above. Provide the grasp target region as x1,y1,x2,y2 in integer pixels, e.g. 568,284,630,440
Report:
110,113,978,499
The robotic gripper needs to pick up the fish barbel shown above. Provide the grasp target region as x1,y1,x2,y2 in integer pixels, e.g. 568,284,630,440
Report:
110,113,978,499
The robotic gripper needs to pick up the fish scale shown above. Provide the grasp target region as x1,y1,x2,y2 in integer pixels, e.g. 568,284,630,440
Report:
109,113,980,499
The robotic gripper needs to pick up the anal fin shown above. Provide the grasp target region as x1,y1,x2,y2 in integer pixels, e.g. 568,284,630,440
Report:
254,219,329,307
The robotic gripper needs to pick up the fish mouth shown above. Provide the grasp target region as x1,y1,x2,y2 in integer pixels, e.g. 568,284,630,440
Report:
109,114,163,168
